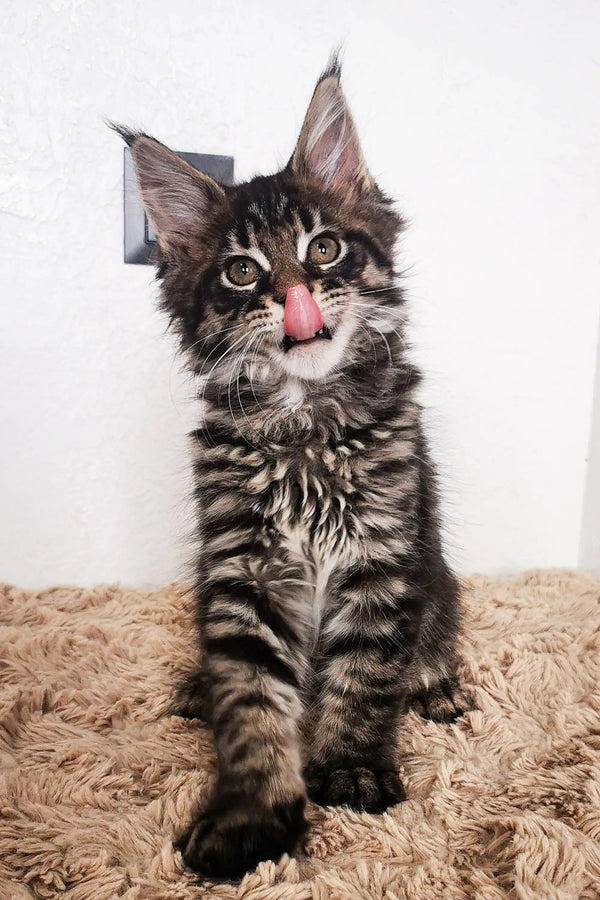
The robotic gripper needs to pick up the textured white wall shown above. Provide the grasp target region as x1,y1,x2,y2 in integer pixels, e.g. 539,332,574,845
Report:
2,0,599,587
580,329,600,574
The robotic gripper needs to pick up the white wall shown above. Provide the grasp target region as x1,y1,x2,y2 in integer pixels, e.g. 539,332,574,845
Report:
580,328,600,574
2,0,599,588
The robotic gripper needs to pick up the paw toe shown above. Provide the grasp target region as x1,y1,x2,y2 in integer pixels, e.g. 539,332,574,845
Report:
305,763,405,813
379,770,408,806
326,768,357,807
410,677,472,723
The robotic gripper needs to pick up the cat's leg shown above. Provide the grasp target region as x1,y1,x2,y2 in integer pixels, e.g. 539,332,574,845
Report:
405,532,472,723
304,557,417,814
175,559,310,880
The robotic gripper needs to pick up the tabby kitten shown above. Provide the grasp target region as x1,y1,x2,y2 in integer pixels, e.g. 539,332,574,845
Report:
117,56,466,881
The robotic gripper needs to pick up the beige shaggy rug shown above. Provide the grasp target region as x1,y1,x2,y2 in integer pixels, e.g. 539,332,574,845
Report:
1,570,600,900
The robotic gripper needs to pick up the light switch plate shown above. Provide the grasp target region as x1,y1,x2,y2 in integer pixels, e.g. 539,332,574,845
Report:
123,148,234,264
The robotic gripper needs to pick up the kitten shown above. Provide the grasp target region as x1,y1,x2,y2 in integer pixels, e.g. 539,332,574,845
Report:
116,55,467,881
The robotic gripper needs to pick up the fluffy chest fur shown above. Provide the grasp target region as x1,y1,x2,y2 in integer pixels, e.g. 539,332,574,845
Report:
261,444,359,629
195,397,421,640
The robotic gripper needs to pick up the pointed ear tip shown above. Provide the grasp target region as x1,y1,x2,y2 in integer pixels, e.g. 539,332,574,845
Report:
318,50,342,86
107,121,145,148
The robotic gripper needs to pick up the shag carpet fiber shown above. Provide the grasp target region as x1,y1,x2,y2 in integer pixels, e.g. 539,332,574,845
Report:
1,570,600,899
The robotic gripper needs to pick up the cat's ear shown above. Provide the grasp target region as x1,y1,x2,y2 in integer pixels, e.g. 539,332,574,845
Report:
289,58,374,199
112,126,226,250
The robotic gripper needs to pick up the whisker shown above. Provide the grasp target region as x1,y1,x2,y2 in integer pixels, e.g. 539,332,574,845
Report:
168,324,245,425
187,322,245,370
346,300,405,317
368,321,393,367
357,283,402,296
235,333,260,437
192,329,246,388
360,321,384,372
197,332,251,439
226,330,269,453
198,331,249,385
248,332,268,412
343,301,409,350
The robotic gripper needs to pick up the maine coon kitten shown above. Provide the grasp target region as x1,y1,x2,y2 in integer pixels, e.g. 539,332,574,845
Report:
116,56,467,881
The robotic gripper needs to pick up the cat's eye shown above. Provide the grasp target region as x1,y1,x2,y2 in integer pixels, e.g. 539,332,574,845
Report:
308,235,340,266
227,257,260,287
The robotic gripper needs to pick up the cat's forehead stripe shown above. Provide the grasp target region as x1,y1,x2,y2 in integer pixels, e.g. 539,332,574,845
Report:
248,201,267,222
226,201,324,269
225,221,272,271
233,219,251,249
237,191,317,235
296,210,324,263
297,205,314,233
225,241,271,273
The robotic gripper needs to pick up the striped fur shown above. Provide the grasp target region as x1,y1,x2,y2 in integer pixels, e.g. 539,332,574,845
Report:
119,55,465,881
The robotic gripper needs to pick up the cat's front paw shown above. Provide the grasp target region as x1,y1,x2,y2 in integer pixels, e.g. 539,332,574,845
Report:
304,761,406,814
174,793,306,881
409,675,472,723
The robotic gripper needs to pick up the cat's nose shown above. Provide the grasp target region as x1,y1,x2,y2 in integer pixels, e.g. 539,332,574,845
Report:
283,284,323,341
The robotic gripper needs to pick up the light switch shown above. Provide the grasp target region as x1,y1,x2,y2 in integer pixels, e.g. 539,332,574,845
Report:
123,148,234,264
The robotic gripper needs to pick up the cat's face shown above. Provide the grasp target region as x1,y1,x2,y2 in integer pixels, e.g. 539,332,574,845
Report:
120,59,402,387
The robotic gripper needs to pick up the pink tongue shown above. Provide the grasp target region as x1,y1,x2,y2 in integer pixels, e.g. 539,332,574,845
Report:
284,284,323,341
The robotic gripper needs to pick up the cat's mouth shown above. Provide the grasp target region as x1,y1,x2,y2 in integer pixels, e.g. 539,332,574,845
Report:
281,325,333,353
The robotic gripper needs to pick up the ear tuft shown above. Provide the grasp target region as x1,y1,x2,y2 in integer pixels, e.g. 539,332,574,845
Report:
317,48,342,85
289,55,373,201
107,121,143,148
110,124,226,250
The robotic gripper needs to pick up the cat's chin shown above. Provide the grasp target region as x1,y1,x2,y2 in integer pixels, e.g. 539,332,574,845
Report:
274,320,354,382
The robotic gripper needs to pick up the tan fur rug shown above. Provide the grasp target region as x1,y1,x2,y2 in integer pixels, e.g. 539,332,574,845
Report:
1,570,600,900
